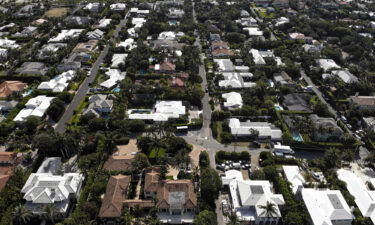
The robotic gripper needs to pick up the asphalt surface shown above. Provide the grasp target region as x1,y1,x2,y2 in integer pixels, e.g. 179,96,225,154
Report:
55,13,128,133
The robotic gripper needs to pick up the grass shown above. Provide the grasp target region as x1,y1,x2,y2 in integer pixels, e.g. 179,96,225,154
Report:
149,148,166,159
216,121,223,143
43,8,70,18
69,97,89,130
256,8,276,19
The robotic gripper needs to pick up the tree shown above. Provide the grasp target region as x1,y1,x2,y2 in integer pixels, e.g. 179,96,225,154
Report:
323,148,341,169
250,170,266,180
199,151,210,168
88,118,107,131
132,153,150,172
46,98,65,121
258,201,278,218
193,210,217,225
12,205,32,225
42,204,59,223
200,168,222,207
24,116,40,134
227,211,240,225
284,211,306,225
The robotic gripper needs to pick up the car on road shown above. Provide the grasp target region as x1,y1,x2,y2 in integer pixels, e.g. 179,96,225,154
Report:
347,124,353,130
87,71,91,77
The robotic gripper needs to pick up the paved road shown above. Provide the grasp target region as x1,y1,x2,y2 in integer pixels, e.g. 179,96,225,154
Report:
55,13,128,133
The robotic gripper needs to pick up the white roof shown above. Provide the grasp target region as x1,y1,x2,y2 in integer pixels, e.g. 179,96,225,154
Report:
98,19,112,28
228,118,282,139
243,27,263,36
331,70,358,83
282,166,305,194
111,54,128,68
21,173,84,213
49,29,84,42
302,188,353,225
0,48,7,56
214,59,235,72
250,49,266,65
37,70,76,92
128,101,185,122
118,38,136,50
14,95,55,122
130,8,149,14
132,17,146,26
275,17,290,26
337,169,375,223
222,169,243,185
316,59,341,71
222,92,243,108
158,31,179,40
110,3,126,10
100,69,126,89
0,38,20,49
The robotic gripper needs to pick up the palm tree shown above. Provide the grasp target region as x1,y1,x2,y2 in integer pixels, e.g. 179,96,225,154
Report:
42,203,59,224
227,211,240,225
258,201,278,218
12,204,32,225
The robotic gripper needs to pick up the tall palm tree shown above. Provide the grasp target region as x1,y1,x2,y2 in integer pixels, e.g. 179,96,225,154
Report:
42,203,59,224
258,201,278,218
227,211,240,225
12,204,32,225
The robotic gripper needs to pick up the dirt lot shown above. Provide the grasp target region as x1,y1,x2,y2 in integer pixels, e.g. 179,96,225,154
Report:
44,8,70,18
189,144,205,168
167,166,179,179
116,139,139,156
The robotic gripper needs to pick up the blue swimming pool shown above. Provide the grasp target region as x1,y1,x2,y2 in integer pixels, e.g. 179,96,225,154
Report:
275,105,283,111
292,131,304,142
22,89,33,97
112,87,121,93
169,20,178,25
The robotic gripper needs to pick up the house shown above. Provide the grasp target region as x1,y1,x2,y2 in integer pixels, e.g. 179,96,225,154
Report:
229,118,282,140
0,100,18,112
103,140,138,172
57,62,81,72
64,16,90,27
212,49,235,57
273,71,295,87
38,43,67,59
128,101,186,122
226,176,284,224
282,93,312,112
289,33,313,43
87,29,104,40
211,41,230,50
150,61,176,73
168,8,184,18
110,3,126,11
49,29,84,42
250,49,271,65
84,94,114,117
97,19,112,28
118,38,137,50
0,48,7,59
243,27,263,36
15,62,48,76
329,70,358,83
241,10,250,17
214,59,235,72
12,26,37,38
21,158,84,218
84,2,101,12
319,2,339,10
0,81,27,98
100,69,126,89
0,152,21,192
0,38,20,49
273,0,289,8
316,59,341,72
254,0,272,7
171,77,185,88
98,175,131,222
73,40,98,53
209,33,221,42
38,70,76,92
337,169,375,224
16,3,42,17
129,8,150,17
111,54,128,68
349,96,375,110
222,92,243,110
275,17,290,26
31,18,48,26
309,114,344,142
237,17,258,27
14,96,55,123
362,117,375,130
302,188,354,225
221,170,244,185
219,72,256,88
150,39,185,51
158,31,184,40
282,166,305,194
303,44,322,53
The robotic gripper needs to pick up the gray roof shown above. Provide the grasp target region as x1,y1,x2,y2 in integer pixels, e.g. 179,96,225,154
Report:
282,93,312,112
37,157,62,174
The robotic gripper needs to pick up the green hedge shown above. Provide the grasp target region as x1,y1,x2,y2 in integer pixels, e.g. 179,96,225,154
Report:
215,150,251,164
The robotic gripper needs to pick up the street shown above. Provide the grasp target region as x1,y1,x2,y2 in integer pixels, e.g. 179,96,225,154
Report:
55,13,128,133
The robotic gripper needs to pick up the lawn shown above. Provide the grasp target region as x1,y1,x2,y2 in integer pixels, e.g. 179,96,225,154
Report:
43,8,70,18
256,8,275,19
69,98,89,130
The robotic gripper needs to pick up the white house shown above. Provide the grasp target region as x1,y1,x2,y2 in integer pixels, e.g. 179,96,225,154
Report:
49,29,84,42
110,3,126,11
38,70,76,92
87,29,104,40
219,72,256,89
111,54,128,68
250,49,266,65
100,69,126,89
282,166,305,194
221,170,244,186
222,92,243,110
158,31,184,40
128,101,186,122
97,19,112,28
330,70,358,83
0,48,7,58
228,118,282,140
316,59,341,71
228,178,285,224
14,96,55,123
302,188,354,225
337,169,375,224
84,2,101,12
275,17,289,26
243,27,263,36
118,38,137,50
21,157,84,218
371,21,375,29
0,38,20,49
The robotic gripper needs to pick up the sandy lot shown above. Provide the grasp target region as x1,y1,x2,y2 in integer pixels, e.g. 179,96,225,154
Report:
350,162,375,183
189,144,206,168
44,8,70,18
116,139,139,156
167,165,179,179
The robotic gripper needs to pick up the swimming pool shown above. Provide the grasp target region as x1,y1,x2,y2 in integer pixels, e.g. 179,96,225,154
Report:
22,89,33,97
292,131,304,142
275,105,283,111
112,87,121,93
169,20,178,25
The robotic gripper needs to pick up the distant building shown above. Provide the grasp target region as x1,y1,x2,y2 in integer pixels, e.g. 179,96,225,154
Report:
282,93,312,112
309,114,343,142
229,118,282,141
282,166,305,194
0,81,27,98
222,92,243,110
329,70,358,84
128,101,186,122
0,152,21,191
87,29,104,40
37,70,76,92
349,96,375,110
316,59,341,71
83,94,114,117
13,95,55,123
15,62,48,76
273,71,295,88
